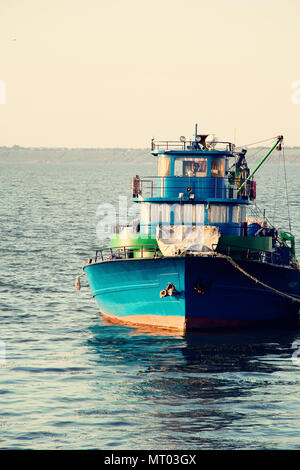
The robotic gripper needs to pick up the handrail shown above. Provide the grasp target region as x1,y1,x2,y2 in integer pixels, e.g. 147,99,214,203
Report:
151,139,233,152
94,244,160,262
137,176,250,199
212,243,285,266
92,242,287,267
138,176,248,185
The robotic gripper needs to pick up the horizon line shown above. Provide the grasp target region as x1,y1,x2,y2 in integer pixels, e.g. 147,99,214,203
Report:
1,144,300,151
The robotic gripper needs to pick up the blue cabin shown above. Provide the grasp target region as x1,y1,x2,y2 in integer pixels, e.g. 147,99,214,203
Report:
132,130,254,244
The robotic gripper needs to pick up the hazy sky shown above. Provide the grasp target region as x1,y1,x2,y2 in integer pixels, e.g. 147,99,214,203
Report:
0,0,299,148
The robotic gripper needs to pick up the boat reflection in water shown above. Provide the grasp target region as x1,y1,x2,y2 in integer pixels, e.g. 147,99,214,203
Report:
88,320,300,377
97,311,300,373
87,320,300,448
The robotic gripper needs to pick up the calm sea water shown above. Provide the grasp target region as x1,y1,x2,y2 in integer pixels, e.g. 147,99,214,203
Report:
0,157,300,450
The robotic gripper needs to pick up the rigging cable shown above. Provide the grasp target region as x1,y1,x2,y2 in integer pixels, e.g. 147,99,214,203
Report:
271,146,281,224
235,136,278,149
282,143,292,233
245,145,278,228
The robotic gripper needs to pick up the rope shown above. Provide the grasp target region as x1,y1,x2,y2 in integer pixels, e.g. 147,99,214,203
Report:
216,253,300,304
282,144,292,233
246,146,269,161
235,136,278,149
271,149,281,224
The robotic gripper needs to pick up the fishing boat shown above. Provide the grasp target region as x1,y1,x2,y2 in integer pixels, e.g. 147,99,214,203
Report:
77,127,300,332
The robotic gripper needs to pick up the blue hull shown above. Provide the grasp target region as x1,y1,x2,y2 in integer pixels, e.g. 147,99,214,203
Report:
84,257,300,331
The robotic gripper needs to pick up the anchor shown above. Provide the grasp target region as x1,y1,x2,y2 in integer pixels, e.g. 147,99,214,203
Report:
160,283,177,298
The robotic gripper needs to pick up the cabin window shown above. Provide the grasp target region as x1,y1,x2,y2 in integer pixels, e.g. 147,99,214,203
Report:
232,205,247,223
140,203,150,224
142,203,206,226
173,204,205,225
183,205,193,224
150,204,171,223
141,203,172,228
174,205,192,225
175,158,207,177
161,204,171,223
208,205,229,223
150,204,160,223
140,203,150,233
211,158,224,178
174,204,182,224
158,156,171,177
195,204,205,223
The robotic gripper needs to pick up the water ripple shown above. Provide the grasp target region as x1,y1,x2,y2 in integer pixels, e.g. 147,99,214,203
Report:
0,162,300,450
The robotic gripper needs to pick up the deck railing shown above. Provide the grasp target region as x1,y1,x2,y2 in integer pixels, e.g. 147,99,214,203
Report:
212,243,285,266
137,176,243,199
94,244,161,262
91,243,287,267
151,139,233,152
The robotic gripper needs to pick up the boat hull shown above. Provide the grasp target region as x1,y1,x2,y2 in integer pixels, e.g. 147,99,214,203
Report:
84,256,300,331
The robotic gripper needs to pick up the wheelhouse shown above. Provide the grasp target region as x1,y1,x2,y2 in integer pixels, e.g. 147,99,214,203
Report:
132,132,254,239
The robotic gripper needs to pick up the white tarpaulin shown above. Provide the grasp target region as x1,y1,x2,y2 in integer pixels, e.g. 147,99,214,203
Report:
156,225,220,256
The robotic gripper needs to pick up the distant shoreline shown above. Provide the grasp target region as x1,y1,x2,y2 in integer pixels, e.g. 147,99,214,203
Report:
0,146,299,164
